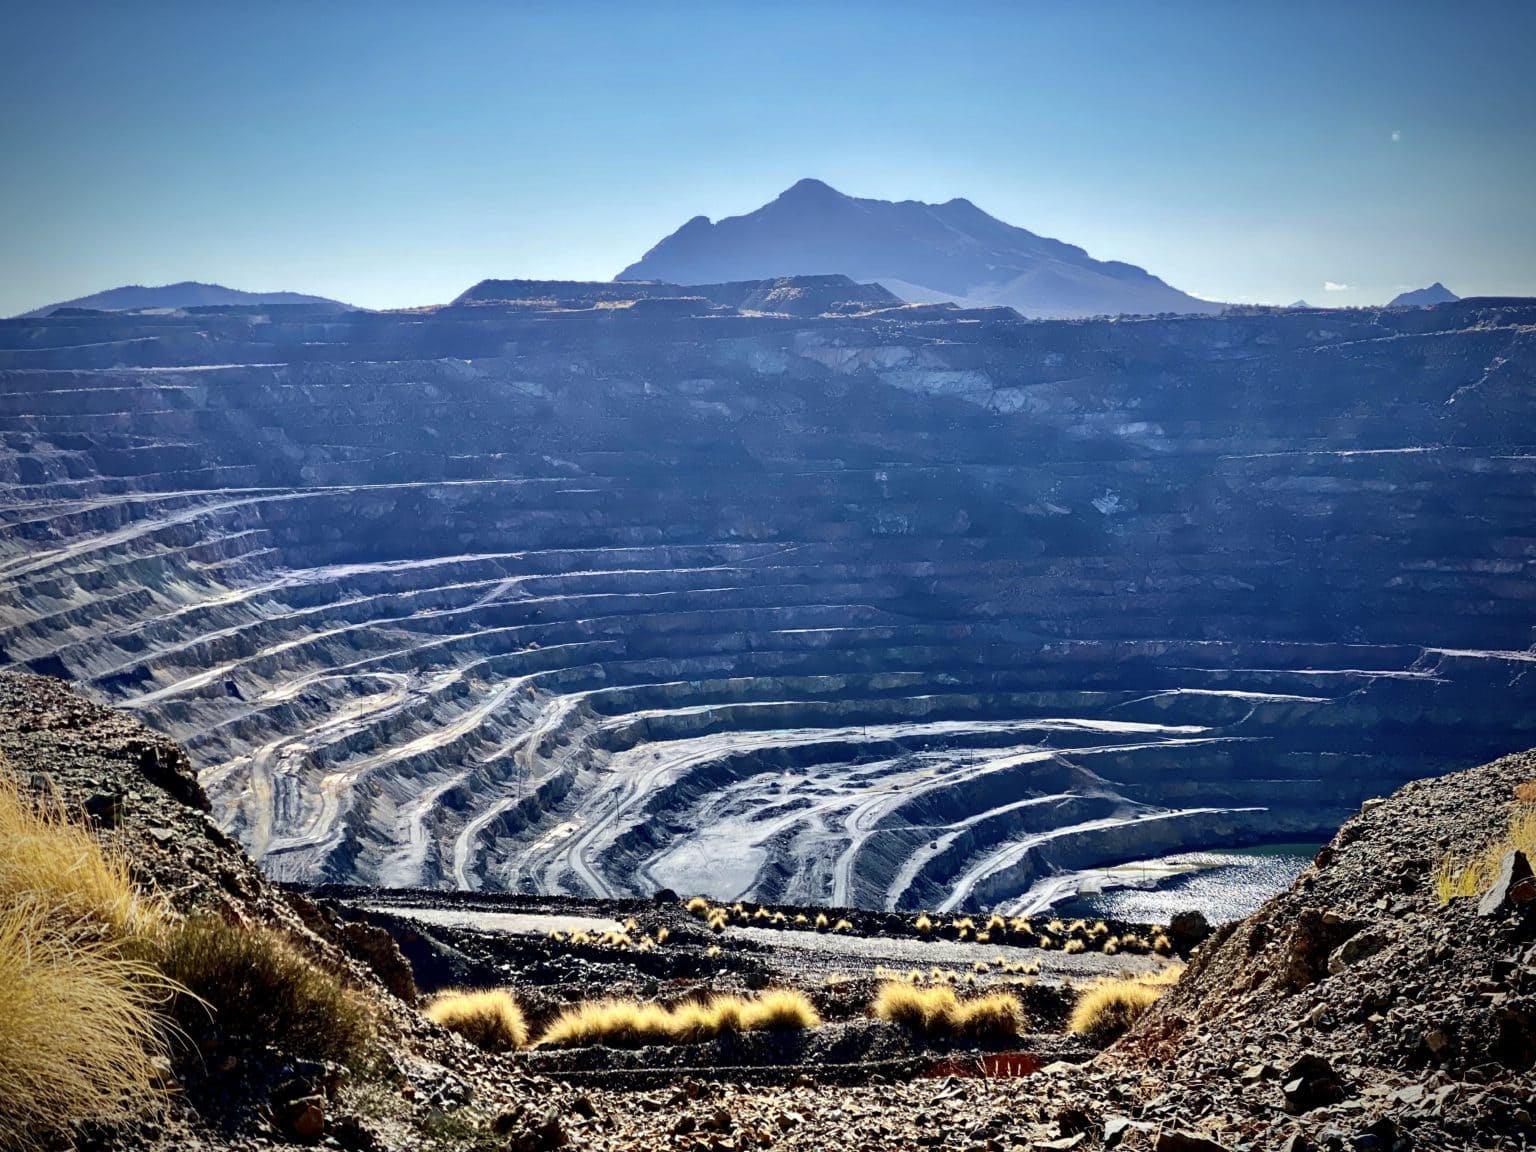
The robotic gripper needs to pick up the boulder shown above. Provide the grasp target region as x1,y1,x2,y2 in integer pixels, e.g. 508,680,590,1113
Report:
1478,850,1535,917
1281,1054,1347,1113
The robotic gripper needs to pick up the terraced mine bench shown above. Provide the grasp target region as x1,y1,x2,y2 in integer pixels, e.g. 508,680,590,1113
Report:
1,280,1533,911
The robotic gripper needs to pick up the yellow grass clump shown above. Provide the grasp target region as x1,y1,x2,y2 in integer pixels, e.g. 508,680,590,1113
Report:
1064,938,1086,954
915,913,934,934
0,765,174,1148
1435,806,1536,903
1068,967,1183,1046
870,982,1022,1040
740,989,821,1031
0,770,163,936
424,989,528,1051
536,989,819,1048
686,896,711,918
0,899,174,1149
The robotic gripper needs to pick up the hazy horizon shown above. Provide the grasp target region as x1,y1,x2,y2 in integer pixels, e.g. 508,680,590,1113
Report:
3,1,1534,316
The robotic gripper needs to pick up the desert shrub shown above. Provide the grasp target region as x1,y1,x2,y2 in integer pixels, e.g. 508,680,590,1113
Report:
424,989,528,1051
915,913,933,934
536,989,819,1049
150,915,374,1068
1515,780,1536,805
685,896,710,918
1064,938,1086,954
1068,975,1173,1046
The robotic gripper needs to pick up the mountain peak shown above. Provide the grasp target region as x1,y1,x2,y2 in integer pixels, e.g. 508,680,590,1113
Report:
617,184,1219,318
1388,282,1459,308
777,177,844,202
16,281,348,319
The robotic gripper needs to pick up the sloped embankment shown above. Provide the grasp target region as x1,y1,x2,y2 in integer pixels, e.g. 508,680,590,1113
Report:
1086,749,1536,1146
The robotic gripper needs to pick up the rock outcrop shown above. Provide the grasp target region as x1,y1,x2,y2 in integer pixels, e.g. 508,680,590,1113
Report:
1,287,1534,909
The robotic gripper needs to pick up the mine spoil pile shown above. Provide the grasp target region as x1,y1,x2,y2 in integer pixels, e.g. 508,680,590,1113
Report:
1,284,1535,913
2,671,1533,1150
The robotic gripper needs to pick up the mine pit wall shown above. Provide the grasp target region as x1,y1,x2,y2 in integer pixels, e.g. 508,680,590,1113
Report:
1,295,1534,909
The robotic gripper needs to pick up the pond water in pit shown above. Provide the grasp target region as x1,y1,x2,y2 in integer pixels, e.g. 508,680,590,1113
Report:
1053,843,1321,925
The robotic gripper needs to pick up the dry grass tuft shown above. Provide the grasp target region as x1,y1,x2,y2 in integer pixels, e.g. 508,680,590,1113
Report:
150,915,374,1069
871,982,1022,1040
1068,968,1182,1046
953,991,1023,1039
0,771,163,936
740,988,821,1031
1064,938,1085,954
1515,780,1536,805
536,989,818,1049
1435,806,1536,903
915,913,933,934
424,989,528,1051
685,896,711,918
0,901,173,1149
0,765,175,1149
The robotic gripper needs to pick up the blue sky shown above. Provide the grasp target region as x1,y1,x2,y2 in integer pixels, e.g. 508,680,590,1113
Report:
2,1,1533,315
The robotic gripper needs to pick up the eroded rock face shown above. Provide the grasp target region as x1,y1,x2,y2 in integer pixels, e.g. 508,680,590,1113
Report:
1,287,1533,906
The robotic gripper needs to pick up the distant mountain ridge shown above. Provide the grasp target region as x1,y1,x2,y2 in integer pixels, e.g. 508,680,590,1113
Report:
1388,282,1459,308
617,178,1221,319
16,280,347,318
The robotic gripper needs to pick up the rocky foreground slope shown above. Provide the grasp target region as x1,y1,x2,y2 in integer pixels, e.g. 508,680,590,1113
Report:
1,285,1534,911
2,670,1531,1150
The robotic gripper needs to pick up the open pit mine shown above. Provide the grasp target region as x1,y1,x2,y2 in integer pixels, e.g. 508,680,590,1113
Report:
1,277,1533,911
